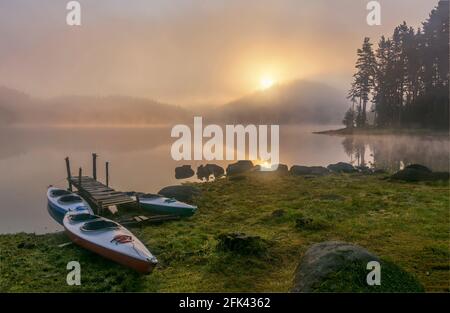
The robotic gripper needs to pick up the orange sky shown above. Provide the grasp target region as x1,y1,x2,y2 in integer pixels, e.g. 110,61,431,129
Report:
0,0,439,106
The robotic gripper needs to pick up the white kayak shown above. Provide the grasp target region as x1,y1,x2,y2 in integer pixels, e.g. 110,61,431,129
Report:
136,194,197,217
47,187,93,225
63,212,158,273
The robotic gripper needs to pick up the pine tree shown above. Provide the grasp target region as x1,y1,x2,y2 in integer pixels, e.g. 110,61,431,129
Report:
348,37,377,127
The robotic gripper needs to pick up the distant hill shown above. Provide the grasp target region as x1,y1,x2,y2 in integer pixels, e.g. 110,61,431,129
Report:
212,80,348,124
0,81,348,126
0,87,191,126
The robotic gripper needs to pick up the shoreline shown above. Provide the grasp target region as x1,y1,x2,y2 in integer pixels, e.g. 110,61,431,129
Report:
314,127,450,137
1,173,448,292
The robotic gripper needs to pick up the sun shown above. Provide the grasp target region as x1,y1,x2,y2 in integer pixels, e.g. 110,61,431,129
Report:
260,76,275,90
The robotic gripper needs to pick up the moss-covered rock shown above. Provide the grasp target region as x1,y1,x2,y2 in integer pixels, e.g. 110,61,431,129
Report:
292,241,424,292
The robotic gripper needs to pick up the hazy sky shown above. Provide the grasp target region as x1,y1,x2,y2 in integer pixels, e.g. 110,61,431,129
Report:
0,0,439,106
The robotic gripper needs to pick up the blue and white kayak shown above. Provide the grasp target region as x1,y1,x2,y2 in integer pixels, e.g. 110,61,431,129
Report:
136,194,197,217
47,187,93,225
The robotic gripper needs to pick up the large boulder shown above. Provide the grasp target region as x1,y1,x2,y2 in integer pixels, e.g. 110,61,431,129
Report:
290,165,330,176
390,167,432,182
327,162,356,173
175,165,195,179
290,165,311,175
197,164,225,181
158,185,200,203
226,160,254,176
309,166,330,175
291,241,423,292
390,164,449,182
404,164,432,173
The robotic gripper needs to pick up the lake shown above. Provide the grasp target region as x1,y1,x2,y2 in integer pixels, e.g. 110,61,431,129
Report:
0,125,448,234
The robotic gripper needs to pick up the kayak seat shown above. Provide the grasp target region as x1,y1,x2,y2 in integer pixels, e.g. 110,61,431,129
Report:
59,195,83,204
69,213,99,222
81,219,119,232
50,189,72,197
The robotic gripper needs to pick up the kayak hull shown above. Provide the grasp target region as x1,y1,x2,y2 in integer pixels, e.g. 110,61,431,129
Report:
140,202,196,217
63,213,157,274
65,229,156,274
47,202,66,225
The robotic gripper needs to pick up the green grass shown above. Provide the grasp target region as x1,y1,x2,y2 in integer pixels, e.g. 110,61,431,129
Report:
0,173,449,292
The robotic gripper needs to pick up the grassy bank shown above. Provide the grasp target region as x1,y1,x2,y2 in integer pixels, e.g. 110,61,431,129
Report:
1,173,449,292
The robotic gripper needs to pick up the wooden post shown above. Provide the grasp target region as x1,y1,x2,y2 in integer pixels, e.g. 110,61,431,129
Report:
92,153,97,181
98,201,102,215
105,162,109,187
65,157,72,191
136,194,140,210
78,167,82,188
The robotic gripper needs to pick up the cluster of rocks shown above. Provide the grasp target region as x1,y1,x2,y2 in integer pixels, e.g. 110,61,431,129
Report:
174,161,448,184
174,164,225,181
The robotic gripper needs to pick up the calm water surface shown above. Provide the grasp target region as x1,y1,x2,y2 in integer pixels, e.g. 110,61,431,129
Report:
0,125,448,234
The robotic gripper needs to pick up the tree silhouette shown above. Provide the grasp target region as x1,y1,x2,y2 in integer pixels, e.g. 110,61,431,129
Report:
345,0,449,130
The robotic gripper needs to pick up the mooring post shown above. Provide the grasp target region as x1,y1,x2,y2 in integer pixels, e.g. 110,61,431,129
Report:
136,194,140,210
78,167,82,188
105,161,109,187
92,153,97,181
65,157,72,191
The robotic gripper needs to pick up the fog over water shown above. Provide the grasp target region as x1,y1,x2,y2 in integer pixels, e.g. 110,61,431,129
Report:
0,125,447,234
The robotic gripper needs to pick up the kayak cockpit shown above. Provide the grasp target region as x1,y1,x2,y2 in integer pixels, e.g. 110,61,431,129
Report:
58,195,83,204
68,213,100,223
81,219,120,232
50,189,72,198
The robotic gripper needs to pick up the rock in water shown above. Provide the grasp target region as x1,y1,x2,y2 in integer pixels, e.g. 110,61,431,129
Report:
158,185,200,203
327,162,356,173
292,241,379,292
290,165,330,176
309,166,330,175
290,165,312,175
175,165,195,179
275,164,289,174
226,160,254,176
197,164,225,181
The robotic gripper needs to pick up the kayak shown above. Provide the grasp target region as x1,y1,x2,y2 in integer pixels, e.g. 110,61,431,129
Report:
63,212,158,273
47,187,93,225
137,194,197,217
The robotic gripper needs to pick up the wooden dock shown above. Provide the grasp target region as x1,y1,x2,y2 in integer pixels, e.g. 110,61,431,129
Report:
63,154,180,225
69,176,135,212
